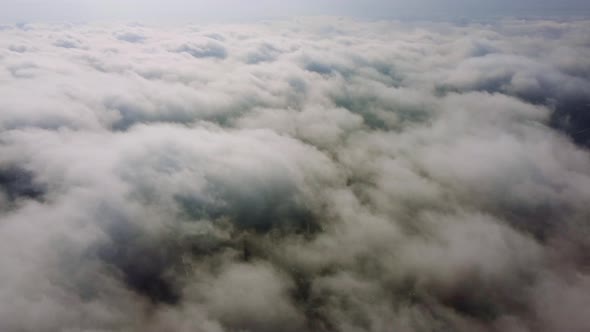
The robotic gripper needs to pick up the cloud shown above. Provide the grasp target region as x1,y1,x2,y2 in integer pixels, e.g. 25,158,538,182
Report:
0,17,590,332
115,31,146,43
173,39,228,59
53,36,86,49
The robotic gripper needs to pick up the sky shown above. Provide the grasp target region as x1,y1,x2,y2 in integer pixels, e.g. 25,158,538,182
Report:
1,0,590,23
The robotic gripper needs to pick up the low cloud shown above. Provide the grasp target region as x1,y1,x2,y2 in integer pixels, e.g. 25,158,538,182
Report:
173,39,228,59
0,17,590,332
115,31,146,43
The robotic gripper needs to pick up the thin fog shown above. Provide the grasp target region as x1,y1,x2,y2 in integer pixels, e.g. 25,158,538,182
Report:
1,17,590,332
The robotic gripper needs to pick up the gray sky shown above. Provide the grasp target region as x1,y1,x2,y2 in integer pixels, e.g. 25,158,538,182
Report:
1,0,589,23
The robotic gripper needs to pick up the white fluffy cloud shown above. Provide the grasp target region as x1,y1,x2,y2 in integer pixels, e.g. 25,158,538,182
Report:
1,17,590,332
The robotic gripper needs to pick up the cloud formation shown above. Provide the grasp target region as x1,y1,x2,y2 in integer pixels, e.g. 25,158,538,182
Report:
1,17,590,332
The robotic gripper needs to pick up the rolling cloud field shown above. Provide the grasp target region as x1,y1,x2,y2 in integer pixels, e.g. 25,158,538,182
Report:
1,16,590,332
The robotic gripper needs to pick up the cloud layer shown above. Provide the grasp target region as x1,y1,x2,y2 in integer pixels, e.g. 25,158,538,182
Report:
1,17,590,332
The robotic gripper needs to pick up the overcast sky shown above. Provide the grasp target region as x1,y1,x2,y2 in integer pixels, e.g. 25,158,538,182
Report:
1,0,589,23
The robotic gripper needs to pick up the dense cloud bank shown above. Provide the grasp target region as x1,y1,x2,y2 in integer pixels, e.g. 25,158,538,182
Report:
1,17,590,332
